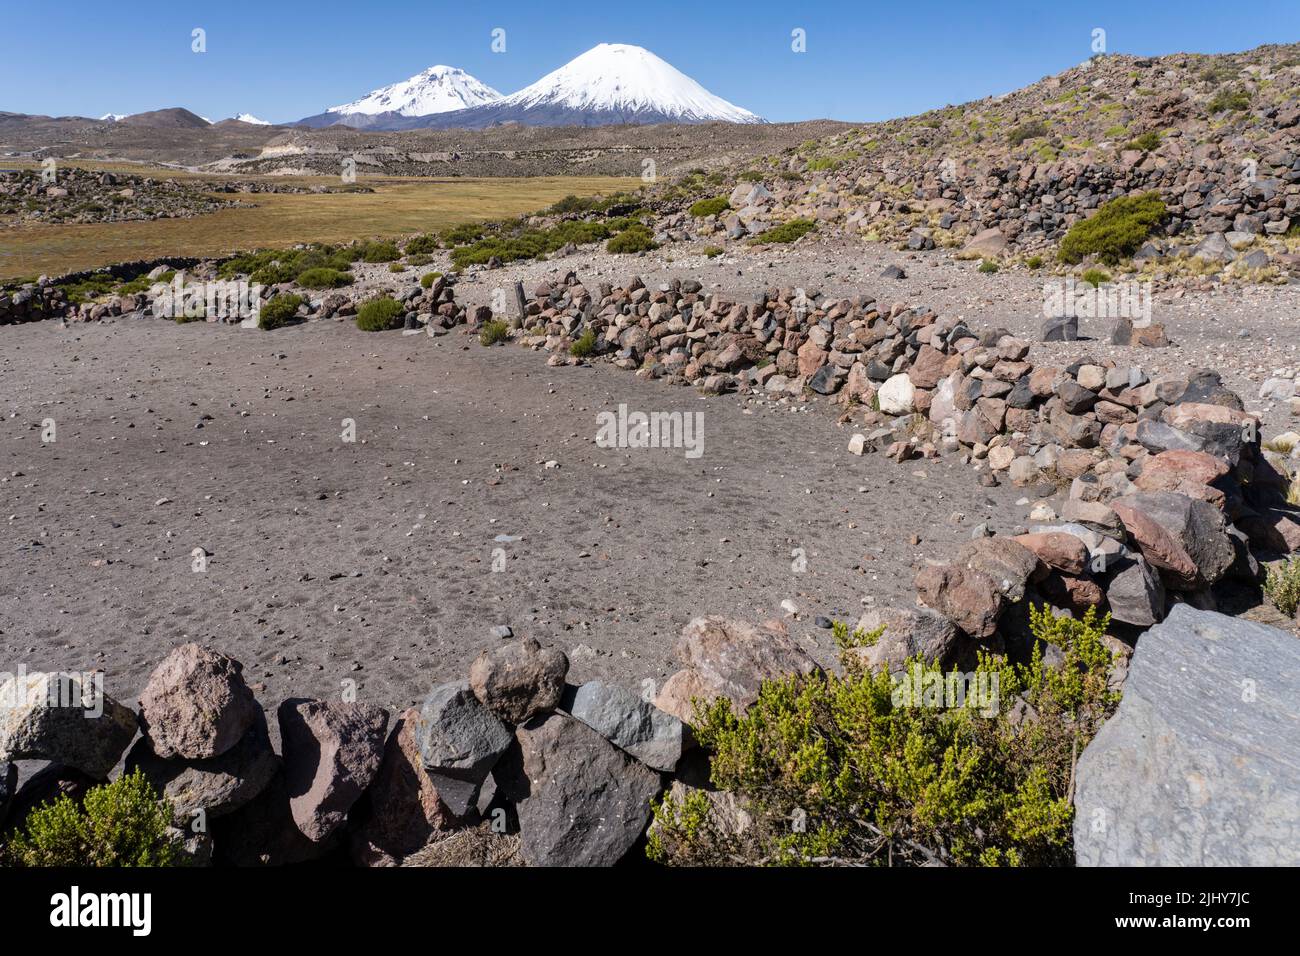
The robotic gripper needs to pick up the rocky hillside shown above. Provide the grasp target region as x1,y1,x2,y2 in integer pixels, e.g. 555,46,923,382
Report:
652,44,1300,279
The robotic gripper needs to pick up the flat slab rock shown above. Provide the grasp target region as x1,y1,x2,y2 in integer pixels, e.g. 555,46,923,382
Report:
1074,605,1300,866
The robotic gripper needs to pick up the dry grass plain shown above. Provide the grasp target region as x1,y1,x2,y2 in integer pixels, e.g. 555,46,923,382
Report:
0,164,640,279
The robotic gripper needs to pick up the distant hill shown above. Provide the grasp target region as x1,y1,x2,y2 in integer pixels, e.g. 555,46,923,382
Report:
117,108,211,130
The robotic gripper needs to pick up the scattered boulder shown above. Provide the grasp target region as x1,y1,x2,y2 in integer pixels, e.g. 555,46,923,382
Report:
414,681,513,817
1112,491,1235,589
501,712,662,867
914,562,1005,640
469,638,568,725
848,605,960,672
562,681,684,772
277,698,389,842
1075,606,1300,865
0,672,137,778
139,643,259,760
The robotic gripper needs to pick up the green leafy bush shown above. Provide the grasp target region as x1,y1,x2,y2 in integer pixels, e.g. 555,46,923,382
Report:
607,224,659,254
388,263,406,273
647,604,1117,867
295,267,353,289
404,233,440,256
218,245,353,286
1081,268,1111,287
441,222,487,246
479,319,510,346
569,328,597,357
1264,557,1300,617
420,270,444,289
1025,255,1044,269
688,197,731,218
749,219,816,245
355,297,404,332
1058,192,1167,265
978,259,1000,273
354,240,401,264
5,769,174,867
702,245,725,258
258,293,303,330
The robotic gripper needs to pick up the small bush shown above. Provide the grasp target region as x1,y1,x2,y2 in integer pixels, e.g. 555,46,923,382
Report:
1058,192,1167,265
738,170,764,182
978,259,1000,273
258,293,303,330
647,604,1116,867
607,224,659,254
1207,87,1250,114
1008,120,1049,146
702,245,725,258
420,271,444,289
355,297,404,332
1081,268,1111,287
404,233,440,256
296,267,353,289
5,768,174,867
688,197,730,218
479,319,510,346
441,222,486,246
1264,558,1300,617
355,240,401,264
405,253,433,267
749,219,816,245
1025,255,1044,269
1125,130,1161,152
569,328,597,357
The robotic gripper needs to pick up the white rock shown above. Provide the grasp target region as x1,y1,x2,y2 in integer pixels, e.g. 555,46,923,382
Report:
877,374,916,415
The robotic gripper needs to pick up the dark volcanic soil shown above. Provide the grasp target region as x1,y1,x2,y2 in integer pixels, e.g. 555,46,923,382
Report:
0,316,1028,716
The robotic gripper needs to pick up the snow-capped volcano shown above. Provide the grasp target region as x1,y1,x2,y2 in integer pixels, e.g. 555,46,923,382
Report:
499,43,763,124
230,112,271,125
413,43,764,129
331,65,501,117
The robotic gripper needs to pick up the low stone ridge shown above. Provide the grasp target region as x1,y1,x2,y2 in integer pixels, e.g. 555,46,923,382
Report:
0,672,138,778
1074,605,1300,866
139,642,260,760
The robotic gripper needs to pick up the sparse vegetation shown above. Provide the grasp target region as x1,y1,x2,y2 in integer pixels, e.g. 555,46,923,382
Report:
420,271,444,289
1207,87,1251,114
569,328,597,357
354,240,401,264
978,259,1000,273
648,605,1117,867
479,319,510,346
1007,120,1049,146
702,245,725,258
1125,130,1161,152
688,197,730,218
257,292,303,330
1058,192,1167,265
749,219,816,245
4,769,175,867
1081,268,1111,287
355,296,404,332
1264,558,1300,618
403,233,440,256
606,223,659,254
295,267,353,289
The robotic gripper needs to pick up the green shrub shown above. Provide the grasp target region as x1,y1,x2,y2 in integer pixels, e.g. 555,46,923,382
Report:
258,293,303,330
647,604,1116,867
5,768,174,867
355,297,404,332
405,253,433,267
607,224,659,254
1125,130,1161,152
569,328,597,357
702,245,725,258
1207,87,1250,114
355,240,401,264
1058,192,1167,265
806,157,843,172
295,267,353,289
1081,268,1111,287
420,270,444,289
749,219,816,245
1008,120,1049,146
404,233,440,256
479,319,510,346
1264,558,1300,617
738,170,764,182
978,259,1000,273
388,263,406,273
441,222,486,246
688,197,731,218
1025,255,1044,269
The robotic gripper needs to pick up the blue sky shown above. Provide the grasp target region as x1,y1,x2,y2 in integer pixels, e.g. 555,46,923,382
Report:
2,0,1296,124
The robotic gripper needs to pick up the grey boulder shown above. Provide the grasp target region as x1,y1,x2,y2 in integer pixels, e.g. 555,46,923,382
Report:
563,681,683,772
414,680,513,817
0,672,137,778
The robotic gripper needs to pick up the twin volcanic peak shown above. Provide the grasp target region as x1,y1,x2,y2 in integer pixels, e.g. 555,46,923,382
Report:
301,43,764,129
